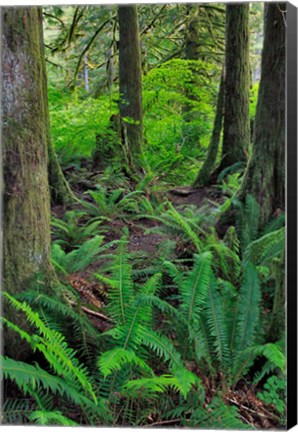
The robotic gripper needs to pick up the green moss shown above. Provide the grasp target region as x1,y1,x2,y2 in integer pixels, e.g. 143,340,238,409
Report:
3,7,56,358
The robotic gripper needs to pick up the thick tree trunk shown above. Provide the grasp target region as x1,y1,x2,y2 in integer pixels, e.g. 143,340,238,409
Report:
118,5,143,174
237,3,285,227
193,71,224,187
218,4,250,172
2,7,54,358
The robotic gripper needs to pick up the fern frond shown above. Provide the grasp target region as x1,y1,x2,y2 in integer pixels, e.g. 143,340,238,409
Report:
234,262,261,353
103,237,133,325
234,194,260,252
3,293,97,403
167,202,202,252
250,343,286,374
123,370,199,399
204,276,230,367
2,398,35,424
136,294,184,324
244,227,285,266
97,348,153,378
140,328,183,370
28,410,79,426
179,252,212,328
189,397,252,429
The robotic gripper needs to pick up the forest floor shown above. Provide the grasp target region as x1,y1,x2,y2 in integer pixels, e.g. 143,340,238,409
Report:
51,170,224,327
50,167,282,430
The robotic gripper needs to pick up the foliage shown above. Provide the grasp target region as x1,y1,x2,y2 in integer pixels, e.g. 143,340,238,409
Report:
5,4,285,429
51,235,116,274
143,59,220,184
49,87,119,167
1,292,110,425
51,210,105,247
257,375,286,418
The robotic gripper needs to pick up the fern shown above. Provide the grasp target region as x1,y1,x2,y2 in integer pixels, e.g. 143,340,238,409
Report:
51,210,104,247
96,237,133,325
234,262,261,353
204,275,230,368
234,194,260,253
28,410,79,426
217,161,246,182
1,357,100,411
3,294,100,405
51,235,104,274
188,397,252,429
179,252,212,330
166,202,203,252
2,398,35,424
244,227,285,266
123,371,200,400
98,348,153,378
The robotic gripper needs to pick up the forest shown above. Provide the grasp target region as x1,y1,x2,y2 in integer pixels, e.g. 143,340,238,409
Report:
2,2,286,428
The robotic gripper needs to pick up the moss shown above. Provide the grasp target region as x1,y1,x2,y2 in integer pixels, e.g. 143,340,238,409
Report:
118,6,144,174
3,7,56,359
193,71,224,187
237,4,285,227
219,4,250,171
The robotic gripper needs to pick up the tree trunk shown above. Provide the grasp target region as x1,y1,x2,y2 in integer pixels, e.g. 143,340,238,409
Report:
237,3,285,227
185,5,200,61
38,10,75,205
48,143,76,205
267,253,285,342
118,5,144,174
193,71,224,187
2,7,55,358
218,4,250,172
183,5,200,125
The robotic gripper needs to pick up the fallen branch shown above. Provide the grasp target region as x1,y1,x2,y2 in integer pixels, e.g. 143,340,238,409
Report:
68,299,112,322
143,418,181,428
224,396,280,422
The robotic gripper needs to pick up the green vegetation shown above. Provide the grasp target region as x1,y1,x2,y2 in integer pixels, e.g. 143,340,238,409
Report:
3,3,286,429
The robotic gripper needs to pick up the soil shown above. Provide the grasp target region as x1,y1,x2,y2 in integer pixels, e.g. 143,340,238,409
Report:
51,172,227,321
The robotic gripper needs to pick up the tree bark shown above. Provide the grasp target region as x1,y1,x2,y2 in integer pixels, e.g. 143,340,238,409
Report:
184,5,200,61
193,71,224,187
218,4,250,172
237,3,285,227
118,5,144,174
38,11,75,205
183,5,200,124
2,7,55,358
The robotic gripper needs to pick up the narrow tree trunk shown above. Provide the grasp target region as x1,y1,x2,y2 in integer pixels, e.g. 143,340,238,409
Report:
183,5,200,124
185,5,200,60
237,3,285,227
48,143,76,205
193,71,224,187
39,10,75,205
218,4,250,172
84,52,89,92
118,5,144,174
2,7,55,358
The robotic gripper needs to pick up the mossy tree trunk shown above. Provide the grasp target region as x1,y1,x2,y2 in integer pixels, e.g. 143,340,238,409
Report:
118,5,144,175
237,3,285,228
218,4,250,172
2,7,55,358
193,71,224,187
183,5,200,124
38,11,75,205
184,5,200,61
